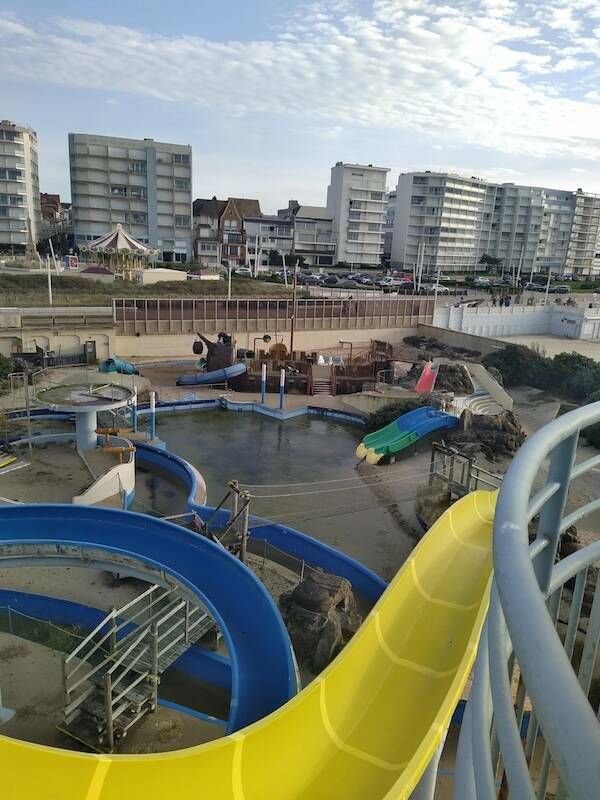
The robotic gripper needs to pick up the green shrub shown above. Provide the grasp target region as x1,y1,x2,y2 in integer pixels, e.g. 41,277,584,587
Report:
364,396,432,433
0,353,12,381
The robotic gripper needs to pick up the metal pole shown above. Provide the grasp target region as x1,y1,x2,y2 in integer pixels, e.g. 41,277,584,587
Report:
149,391,156,440
151,622,159,708
104,673,114,752
290,258,299,357
240,492,250,564
260,362,267,405
230,479,239,529
131,388,137,434
544,269,551,306
279,368,285,410
46,255,53,306
227,262,232,300
23,362,33,458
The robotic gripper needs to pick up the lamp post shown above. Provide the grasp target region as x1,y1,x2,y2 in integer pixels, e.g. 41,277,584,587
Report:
254,335,271,404
253,334,272,356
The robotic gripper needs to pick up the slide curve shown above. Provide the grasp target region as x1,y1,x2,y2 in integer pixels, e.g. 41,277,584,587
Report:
0,490,495,799
357,406,459,464
176,362,247,386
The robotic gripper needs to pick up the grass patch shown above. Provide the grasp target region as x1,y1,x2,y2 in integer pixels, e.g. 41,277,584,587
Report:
0,274,298,306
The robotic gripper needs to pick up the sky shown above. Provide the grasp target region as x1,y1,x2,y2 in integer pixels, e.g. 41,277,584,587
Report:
1,0,599,212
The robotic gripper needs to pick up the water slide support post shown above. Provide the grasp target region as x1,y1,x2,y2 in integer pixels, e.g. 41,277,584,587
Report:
261,363,266,405
150,391,156,440
279,368,285,410
131,388,138,433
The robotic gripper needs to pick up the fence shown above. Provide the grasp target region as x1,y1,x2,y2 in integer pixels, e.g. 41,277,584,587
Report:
113,296,435,336
0,605,86,655
455,402,600,799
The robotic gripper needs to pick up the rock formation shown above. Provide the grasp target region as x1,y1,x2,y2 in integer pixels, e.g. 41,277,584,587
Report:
279,570,363,673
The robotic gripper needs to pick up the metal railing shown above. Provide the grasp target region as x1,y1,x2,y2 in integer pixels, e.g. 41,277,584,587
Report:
112,295,435,336
455,402,600,799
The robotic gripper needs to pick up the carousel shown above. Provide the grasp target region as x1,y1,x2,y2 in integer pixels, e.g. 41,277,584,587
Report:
79,223,159,278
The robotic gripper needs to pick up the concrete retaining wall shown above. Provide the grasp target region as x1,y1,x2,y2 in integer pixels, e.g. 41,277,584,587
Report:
417,323,506,356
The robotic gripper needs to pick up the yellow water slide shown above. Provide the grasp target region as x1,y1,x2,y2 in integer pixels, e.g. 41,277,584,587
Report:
1,490,496,800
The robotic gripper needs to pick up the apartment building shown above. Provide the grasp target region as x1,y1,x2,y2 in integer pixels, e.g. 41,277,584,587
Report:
565,190,600,278
392,172,492,275
392,171,600,277
278,201,337,267
69,133,192,262
192,197,226,267
0,120,40,253
383,190,396,265
326,162,389,267
245,214,293,272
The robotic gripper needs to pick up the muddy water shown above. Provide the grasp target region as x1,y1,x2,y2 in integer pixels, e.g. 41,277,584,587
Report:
132,410,415,580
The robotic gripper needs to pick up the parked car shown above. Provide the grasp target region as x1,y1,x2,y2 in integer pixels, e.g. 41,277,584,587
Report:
549,285,571,294
421,283,450,294
234,267,253,278
473,277,491,287
356,275,375,285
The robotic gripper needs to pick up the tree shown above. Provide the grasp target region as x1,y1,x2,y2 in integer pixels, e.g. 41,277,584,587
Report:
478,254,503,269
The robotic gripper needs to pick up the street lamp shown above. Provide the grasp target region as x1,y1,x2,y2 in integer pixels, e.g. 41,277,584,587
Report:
253,334,272,356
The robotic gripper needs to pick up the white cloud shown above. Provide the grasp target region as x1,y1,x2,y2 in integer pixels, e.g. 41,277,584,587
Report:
0,2,599,165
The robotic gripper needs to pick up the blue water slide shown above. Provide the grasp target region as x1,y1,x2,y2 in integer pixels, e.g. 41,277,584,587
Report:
408,406,459,438
176,362,247,386
0,504,297,733
396,405,435,432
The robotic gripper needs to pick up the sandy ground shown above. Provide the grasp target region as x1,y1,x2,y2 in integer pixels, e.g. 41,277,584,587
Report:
499,334,600,360
0,442,118,504
0,633,224,752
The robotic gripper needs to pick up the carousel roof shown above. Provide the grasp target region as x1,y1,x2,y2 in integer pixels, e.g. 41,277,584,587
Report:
85,223,152,255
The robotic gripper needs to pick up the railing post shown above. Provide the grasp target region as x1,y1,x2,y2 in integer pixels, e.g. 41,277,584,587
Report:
229,480,239,531
184,601,190,644
151,622,159,709
104,672,114,752
109,610,117,654
534,432,578,593
240,492,250,564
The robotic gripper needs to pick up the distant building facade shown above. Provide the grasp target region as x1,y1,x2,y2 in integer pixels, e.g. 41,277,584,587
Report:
326,162,389,267
278,201,337,268
69,133,192,262
245,214,293,272
0,119,40,253
383,190,396,266
193,197,226,267
391,171,600,278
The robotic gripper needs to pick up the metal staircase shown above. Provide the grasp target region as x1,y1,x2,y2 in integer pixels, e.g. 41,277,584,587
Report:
58,584,216,752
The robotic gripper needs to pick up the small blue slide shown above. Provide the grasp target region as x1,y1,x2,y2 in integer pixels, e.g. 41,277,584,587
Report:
176,362,247,386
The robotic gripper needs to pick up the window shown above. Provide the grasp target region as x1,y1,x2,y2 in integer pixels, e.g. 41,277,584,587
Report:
129,160,147,174
0,168,22,180
368,223,380,231
175,178,190,190
200,242,216,252
223,219,238,229
111,184,127,196
350,200,363,209
348,211,361,220
352,172,364,177
175,215,191,227
131,211,147,224
173,153,190,165
0,130,19,142
224,245,239,256
347,231,359,240
370,191,384,200
130,186,147,200
0,207,8,217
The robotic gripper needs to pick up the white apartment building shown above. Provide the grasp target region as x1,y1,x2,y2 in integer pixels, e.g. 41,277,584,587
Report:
69,133,192,262
392,172,492,275
565,190,600,278
326,162,389,267
383,190,396,264
0,120,40,253
392,171,600,277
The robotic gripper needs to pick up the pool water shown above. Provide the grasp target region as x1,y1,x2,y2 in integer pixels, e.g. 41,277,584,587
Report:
132,410,415,580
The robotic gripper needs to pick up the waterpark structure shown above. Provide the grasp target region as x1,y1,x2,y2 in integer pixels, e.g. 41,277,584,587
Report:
0,358,599,797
